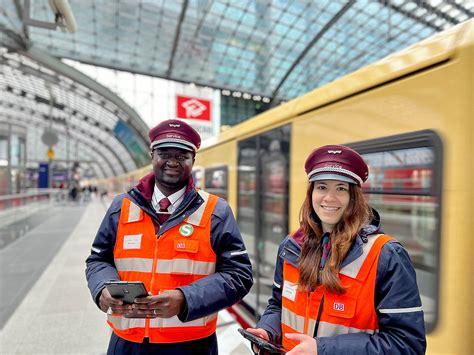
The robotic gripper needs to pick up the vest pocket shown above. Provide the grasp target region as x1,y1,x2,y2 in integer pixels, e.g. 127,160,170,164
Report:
324,296,356,319
174,239,199,253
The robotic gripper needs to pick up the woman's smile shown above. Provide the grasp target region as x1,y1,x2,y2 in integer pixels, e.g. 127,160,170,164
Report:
312,180,350,232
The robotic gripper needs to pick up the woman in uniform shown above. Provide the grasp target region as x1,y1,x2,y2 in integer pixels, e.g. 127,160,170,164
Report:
246,144,426,354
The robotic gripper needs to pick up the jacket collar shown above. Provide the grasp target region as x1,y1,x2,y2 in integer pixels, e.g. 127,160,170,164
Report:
129,172,200,233
135,172,195,203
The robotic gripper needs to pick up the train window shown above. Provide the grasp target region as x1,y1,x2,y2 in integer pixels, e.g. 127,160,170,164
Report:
204,166,228,200
352,130,442,333
237,125,290,315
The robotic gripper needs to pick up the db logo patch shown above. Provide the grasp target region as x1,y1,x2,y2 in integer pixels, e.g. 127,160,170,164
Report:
176,242,186,249
179,224,194,237
333,302,345,312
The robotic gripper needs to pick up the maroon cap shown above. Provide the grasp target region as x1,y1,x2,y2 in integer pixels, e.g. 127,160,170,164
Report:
149,119,201,153
304,145,368,186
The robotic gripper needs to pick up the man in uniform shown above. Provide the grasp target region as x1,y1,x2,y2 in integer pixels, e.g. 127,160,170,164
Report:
86,119,253,354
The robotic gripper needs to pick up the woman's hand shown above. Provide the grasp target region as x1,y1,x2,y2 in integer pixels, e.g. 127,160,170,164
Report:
285,333,317,355
245,328,270,354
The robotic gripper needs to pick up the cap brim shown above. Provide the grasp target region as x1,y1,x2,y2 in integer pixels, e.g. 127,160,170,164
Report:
309,173,357,184
151,142,194,152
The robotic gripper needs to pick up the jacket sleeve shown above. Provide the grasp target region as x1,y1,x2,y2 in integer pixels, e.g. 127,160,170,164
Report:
317,241,427,354
85,195,123,307
177,199,253,322
255,238,288,343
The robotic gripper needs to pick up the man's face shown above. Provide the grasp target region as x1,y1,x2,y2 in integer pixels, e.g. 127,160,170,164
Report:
151,147,195,193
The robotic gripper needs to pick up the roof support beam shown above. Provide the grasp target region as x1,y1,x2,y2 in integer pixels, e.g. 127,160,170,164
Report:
378,0,443,31
166,0,189,78
0,115,113,178
22,46,150,161
269,0,356,101
445,0,473,19
416,0,461,25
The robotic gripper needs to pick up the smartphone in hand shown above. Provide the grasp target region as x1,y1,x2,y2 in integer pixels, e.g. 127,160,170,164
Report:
238,328,287,354
105,281,148,304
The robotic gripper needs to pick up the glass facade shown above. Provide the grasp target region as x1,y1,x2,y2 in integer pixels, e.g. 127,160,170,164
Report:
0,124,27,195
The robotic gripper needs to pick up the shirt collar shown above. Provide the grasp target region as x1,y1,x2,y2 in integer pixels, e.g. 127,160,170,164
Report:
152,185,186,213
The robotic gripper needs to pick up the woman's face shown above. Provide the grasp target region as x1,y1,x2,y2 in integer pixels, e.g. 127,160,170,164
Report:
312,180,351,233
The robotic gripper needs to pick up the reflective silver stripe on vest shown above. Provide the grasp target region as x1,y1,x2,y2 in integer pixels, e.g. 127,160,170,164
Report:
115,258,153,273
149,313,217,328
156,259,215,275
107,314,146,330
186,190,210,226
340,234,383,278
127,201,141,223
282,306,305,333
317,321,378,337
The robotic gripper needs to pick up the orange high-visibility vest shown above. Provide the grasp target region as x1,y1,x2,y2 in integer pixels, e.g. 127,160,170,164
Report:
107,190,219,343
281,234,393,350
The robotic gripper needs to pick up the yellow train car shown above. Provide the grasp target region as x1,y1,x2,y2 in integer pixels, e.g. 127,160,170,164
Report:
193,20,473,355
108,20,473,354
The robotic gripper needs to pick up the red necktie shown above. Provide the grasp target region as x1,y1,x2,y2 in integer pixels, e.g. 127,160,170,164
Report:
157,197,171,224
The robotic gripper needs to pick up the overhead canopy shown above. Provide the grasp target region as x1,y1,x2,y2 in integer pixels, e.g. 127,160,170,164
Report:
0,46,150,179
0,0,472,179
3,0,472,101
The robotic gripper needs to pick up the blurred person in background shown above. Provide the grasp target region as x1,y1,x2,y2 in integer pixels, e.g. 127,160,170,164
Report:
86,119,253,355
246,145,425,354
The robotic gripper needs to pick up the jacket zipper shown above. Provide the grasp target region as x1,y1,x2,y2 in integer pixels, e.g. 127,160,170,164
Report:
145,237,161,338
142,190,200,337
304,292,311,334
313,294,325,337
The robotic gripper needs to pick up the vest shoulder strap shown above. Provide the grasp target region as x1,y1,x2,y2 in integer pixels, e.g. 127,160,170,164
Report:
340,234,394,280
185,190,219,227
120,197,143,224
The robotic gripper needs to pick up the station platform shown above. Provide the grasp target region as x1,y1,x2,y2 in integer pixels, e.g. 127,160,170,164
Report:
0,198,253,354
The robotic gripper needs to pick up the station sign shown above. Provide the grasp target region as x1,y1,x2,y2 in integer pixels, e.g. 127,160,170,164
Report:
176,95,211,121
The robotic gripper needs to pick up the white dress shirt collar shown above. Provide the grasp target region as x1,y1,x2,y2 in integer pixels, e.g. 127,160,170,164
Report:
151,185,186,213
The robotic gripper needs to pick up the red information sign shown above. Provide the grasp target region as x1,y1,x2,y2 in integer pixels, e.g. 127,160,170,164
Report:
176,95,211,121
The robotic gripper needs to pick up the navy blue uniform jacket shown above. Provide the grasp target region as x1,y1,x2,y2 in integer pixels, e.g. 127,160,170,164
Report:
257,210,426,354
85,173,253,353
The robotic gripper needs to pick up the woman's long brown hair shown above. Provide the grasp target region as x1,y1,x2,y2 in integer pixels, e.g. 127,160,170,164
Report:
298,182,371,294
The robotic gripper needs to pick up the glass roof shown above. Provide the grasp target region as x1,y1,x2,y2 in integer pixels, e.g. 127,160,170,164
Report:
4,0,472,101
0,48,150,179
0,0,472,180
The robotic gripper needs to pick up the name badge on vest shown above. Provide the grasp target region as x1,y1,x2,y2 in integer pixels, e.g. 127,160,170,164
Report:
123,234,142,249
282,281,297,302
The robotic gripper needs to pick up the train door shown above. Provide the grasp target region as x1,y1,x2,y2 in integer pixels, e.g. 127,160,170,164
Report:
237,124,291,316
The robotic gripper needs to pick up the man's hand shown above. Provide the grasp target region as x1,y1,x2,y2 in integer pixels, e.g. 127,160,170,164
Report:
285,333,317,355
132,290,185,318
99,287,131,314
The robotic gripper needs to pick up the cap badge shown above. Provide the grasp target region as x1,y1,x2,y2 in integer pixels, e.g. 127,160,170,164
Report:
328,150,342,154
179,224,194,237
